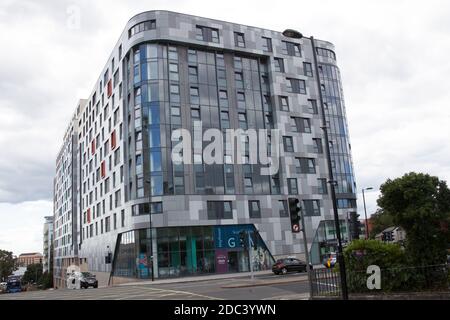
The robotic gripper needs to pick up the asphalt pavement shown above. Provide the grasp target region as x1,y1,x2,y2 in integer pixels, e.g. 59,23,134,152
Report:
0,272,310,300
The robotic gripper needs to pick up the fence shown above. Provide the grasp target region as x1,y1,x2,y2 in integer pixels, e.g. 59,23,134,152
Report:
311,268,341,297
311,264,450,298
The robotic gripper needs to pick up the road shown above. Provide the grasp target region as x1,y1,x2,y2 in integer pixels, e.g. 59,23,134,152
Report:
0,272,310,300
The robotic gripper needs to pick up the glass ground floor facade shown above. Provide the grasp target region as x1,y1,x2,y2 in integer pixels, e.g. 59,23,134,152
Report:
112,224,274,279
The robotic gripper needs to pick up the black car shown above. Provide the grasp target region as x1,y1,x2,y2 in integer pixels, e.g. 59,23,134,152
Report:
80,272,98,289
272,258,308,275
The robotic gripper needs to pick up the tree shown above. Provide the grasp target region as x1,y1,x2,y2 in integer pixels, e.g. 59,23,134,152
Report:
22,263,43,284
369,209,394,239
0,249,17,281
377,172,450,266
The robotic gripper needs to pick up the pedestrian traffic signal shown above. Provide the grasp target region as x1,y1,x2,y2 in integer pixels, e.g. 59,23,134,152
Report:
239,230,247,248
288,198,301,233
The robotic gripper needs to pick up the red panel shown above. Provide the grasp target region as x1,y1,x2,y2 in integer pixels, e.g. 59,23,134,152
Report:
107,80,112,97
91,140,95,155
101,161,106,178
111,130,116,150
87,208,91,224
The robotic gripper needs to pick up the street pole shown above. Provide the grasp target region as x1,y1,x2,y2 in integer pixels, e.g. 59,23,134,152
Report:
300,207,314,298
149,197,154,282
248,231,254,281
310,36,348,300
362,188,369,239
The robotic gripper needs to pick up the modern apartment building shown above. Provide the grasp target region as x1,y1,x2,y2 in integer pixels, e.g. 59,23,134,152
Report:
43,216,54,273
53,10,357,286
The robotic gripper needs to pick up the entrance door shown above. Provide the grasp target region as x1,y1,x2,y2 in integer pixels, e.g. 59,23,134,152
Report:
227,251,239,273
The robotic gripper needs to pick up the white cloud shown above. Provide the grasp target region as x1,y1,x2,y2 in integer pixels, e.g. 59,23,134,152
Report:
1,0,450,251
0,201,52,256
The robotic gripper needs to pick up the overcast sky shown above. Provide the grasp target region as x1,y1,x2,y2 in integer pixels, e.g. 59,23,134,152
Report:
1,0,450,255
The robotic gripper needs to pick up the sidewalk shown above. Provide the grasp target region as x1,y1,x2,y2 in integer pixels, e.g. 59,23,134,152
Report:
220,275,308,288
115,270,274,287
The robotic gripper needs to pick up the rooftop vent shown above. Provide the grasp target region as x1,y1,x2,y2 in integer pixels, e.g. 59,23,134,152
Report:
282,29,303,39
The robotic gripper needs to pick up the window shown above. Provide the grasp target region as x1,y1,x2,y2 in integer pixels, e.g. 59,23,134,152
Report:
313,138,323,153
220,111,230,129
114,190,121,208
105,216,111,233
171,106,181,125
113,213,117,230
303,62,313,77
188,66,198,83
219,90,228,107
249,201,261,218
318,178,328,194
262,37,272,52
295,158,316,174
121,210,125,227
169,63,179,81
279,200,288,217
207,201,232,219
196,25,220,43
131,202,163,216
114,147,120,166
279,96,289,111
316,47,336,60
303,200,321,216
308,99,318,114
287,78,306,94
283,136,294,152
128,20,156,38
237,91,245,108
288,178,298,195
191,107,201,122
271,175,280,194
234,32,245,47
170,84,180,103
282,41,301,57
274,58,284,72
244,177,253,194
235,72,244,89
190,87,199,104
238,112,248,129
291,117,311,133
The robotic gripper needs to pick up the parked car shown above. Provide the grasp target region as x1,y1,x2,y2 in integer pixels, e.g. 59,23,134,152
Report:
272,258,309,275
0,282,7,293
323,253,337,268
5,277,22,293
67,272,98,289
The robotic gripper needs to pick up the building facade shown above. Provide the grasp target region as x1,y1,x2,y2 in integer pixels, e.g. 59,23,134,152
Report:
43,216,54,273
17,253,43,267
53,11,357,286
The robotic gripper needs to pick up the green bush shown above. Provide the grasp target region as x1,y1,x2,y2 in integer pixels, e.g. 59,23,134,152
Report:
344,239,411,292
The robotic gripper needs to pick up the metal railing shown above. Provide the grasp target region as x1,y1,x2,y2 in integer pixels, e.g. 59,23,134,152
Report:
311,264,450,298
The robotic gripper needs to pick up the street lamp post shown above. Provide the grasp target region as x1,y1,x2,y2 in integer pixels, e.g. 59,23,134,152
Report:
145,179,155,282
362,187,373,239
310,35,348,300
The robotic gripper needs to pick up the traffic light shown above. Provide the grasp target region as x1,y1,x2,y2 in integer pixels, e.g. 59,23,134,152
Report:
288,198,301,233
349,212,361,240
239,230,247,248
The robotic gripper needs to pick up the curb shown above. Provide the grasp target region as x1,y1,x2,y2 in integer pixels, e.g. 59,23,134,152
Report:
221,277,308,289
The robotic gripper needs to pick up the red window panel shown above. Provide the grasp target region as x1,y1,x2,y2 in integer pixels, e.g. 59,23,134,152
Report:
107,80,112,97
87,208,91,224
111,130,116,150
101,161,106,178
91,140,95,155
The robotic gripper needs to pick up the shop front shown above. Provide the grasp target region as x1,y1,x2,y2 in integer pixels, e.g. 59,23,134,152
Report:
112,224,274,280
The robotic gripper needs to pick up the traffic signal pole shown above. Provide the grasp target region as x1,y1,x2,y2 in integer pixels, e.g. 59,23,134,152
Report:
299,208,314,298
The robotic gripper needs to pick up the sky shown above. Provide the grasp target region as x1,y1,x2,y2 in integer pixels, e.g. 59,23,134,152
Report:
1,0,450,255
